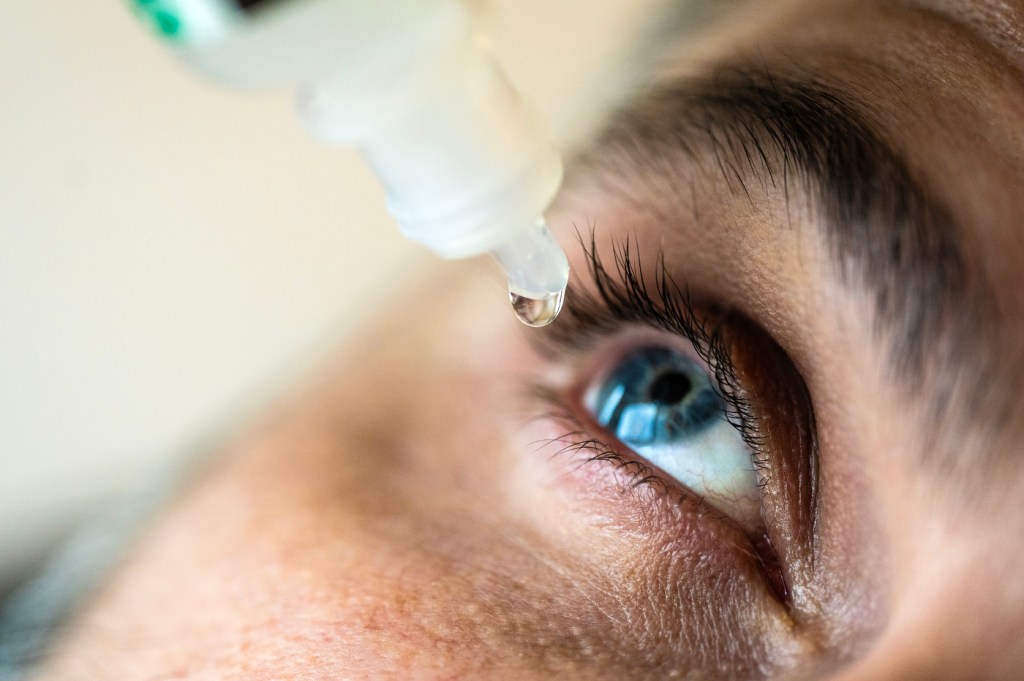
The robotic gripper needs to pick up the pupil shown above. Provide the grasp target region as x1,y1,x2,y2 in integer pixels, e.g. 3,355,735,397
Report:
648,371,692,405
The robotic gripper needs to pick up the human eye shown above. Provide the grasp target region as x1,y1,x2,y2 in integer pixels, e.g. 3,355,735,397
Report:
529,234,818,604
585,342,760,525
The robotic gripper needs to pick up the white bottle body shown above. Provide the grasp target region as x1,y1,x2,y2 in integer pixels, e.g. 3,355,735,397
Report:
136,0,569,317
170,0,562,261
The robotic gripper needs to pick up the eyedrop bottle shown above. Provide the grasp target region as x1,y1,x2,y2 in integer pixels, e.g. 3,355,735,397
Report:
129,0,570,326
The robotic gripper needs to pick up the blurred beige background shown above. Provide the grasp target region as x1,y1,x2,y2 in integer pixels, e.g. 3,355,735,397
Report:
0,0,661,588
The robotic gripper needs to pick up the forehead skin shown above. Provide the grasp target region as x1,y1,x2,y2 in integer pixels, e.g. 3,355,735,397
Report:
633,0,1024,353
35,1,1024,679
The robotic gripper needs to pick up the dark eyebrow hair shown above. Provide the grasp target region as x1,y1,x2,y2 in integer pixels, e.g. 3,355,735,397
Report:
577,65,1017,475
683,68,985,377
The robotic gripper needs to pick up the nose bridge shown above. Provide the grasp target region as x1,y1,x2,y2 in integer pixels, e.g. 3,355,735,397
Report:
827,631,1013,681
825,549,1024,680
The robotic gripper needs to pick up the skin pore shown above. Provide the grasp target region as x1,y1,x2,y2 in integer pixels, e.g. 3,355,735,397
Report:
28,0,1024,678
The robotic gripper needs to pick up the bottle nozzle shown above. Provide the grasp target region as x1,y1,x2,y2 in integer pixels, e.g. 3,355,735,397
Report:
130,0,570,328
490,220,569,327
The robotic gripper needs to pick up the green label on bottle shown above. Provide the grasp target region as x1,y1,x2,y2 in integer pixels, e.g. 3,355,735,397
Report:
128,0,244,45
130,0,186,40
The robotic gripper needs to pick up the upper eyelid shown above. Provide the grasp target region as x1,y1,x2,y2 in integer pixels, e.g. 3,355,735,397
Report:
590,64,999,451
531,231,710,360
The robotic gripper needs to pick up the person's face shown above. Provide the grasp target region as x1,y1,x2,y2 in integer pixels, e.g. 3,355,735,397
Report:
39,0,1024,678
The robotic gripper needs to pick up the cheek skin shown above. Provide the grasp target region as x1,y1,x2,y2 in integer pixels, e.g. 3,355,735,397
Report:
39,264,798,679
37,268,622,679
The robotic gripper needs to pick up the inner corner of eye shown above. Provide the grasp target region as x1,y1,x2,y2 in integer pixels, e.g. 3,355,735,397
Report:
581,342,761,524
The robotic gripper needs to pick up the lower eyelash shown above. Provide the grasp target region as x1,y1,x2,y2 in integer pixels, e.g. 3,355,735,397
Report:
529,395,730,522
527,387,677,495
536,419,789,603
550,431,677,494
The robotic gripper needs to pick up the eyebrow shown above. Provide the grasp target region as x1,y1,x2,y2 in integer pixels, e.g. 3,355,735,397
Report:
579,65,1007,460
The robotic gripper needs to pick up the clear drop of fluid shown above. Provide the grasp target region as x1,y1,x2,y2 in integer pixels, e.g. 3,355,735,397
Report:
509,287,566,327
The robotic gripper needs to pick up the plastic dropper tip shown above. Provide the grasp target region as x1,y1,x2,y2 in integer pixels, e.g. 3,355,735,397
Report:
491,220,570,328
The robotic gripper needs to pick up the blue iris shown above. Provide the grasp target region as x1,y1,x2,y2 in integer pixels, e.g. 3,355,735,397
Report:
591,346,722,447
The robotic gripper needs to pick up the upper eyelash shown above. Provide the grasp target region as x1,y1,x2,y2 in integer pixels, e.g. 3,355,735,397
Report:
530,227,765,465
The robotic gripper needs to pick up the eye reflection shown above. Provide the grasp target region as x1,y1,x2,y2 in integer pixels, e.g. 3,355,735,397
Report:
586,345,761,525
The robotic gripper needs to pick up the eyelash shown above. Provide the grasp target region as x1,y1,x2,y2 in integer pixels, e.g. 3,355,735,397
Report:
529,231,769,497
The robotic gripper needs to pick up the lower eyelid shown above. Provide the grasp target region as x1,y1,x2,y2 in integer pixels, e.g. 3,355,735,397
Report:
533,414,785,602
542,424,728,528
566,400,763,531
534,404,790,606
540,396,754,529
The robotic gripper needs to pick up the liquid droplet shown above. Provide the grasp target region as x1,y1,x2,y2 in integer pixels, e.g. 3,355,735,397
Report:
509,288,565,327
